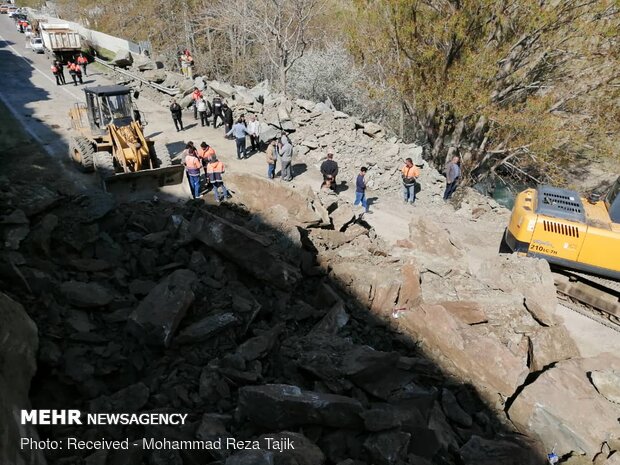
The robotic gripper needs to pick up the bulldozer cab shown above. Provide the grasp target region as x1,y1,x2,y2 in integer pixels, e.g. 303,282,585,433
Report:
84,85,136,134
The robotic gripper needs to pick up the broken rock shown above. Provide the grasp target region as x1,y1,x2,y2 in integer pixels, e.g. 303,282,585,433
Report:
127,269,197,347
508,354,620,459
60,281,114,308
590,370,620,404
238,384,364,429
176,312,238,344
364,431,410,465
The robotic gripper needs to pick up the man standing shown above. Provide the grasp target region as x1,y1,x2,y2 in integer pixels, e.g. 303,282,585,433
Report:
51,63,62,86
169,99,183,131
197,98,209,127
212,96,223,128
247,114,261,152
206,156,231,203
183,144,202,199
265,138,277,179
444,155,461,200
191,87,203,121
55,60,66,85
279,138,294,182
67,61,78,86
198,141,215,164
223,103,234,138
353,167,369,214
320,148,339,191
401,158,420,205
77,53,88,76
226,119,251,159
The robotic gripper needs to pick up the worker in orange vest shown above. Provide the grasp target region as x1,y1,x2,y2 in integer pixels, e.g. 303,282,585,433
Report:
77,53,88,76
51,63,62,86
206,156,231,203
183,144,202,199
198,142,216,165
67,61,83,86
401,157,421,205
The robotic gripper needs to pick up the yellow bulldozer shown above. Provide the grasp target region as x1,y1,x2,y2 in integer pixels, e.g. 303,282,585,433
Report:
69,85,184,193
504,177,620,280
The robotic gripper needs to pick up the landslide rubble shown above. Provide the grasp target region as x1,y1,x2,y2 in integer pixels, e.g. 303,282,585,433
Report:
2,162,619,463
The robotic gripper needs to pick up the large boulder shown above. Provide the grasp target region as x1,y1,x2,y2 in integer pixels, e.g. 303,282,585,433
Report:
508,354,620,460
296,99,316,112
127,269,197,347
111,49,133,67
258,123,279,144
238,384,364,429
143,69,167,84
0,292,46,465
397,304,529,400
225,174,329,227
190,211,301,290
459,435,542,465
209,80,236,99
362,122,384,138
135,57,156,71
60,280,114,308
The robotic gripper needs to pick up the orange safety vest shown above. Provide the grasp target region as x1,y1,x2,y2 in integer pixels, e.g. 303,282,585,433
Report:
77,56,87,64
401,165,420,178
198,147,215,161
185,153,202,175
206,160,225,175
192,90,202,101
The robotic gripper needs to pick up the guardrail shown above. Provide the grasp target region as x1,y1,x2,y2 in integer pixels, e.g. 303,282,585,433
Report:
93,57,179,96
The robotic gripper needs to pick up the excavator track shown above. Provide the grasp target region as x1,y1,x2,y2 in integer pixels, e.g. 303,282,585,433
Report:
552,268,620,333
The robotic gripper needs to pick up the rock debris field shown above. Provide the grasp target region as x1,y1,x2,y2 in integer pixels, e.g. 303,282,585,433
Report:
0,55,619,465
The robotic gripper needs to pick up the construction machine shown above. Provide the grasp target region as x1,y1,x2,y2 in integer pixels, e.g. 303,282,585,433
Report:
504,178,620,328
69,85,184,193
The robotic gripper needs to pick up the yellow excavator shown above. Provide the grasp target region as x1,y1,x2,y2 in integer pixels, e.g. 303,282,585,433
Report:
505,178,620,327
69,85,184,193
505,178,620,280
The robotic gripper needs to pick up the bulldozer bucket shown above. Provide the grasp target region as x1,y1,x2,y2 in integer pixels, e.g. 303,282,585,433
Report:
102,165,185,195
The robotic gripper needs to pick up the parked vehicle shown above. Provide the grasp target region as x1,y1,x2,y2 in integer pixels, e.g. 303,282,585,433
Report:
0,5,10,14
30,37,44,53
40,23,81,61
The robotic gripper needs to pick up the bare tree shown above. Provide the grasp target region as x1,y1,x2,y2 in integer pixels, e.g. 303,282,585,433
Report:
255,0,325,93
203,0,325,93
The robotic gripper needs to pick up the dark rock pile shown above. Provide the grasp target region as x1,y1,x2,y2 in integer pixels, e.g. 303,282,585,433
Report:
0,176,543,465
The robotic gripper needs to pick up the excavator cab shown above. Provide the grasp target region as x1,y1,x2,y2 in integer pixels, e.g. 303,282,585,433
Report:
68,85,184,194
605,177,620,223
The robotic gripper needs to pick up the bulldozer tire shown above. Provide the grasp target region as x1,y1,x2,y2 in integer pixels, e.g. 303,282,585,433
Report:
93,151,115,179
70,137,95,172
153,141,173,168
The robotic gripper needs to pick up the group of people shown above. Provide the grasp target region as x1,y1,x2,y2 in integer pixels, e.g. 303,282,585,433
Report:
50,54,89,86
171,90,461,206
264,135,294,181
317,151,460,214
182,141,231,202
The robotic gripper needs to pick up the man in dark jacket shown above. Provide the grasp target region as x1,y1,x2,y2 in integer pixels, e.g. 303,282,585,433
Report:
169,99,183,132
320,148,339,191
212,96,223,128
444,155,461,200
223,103,234,139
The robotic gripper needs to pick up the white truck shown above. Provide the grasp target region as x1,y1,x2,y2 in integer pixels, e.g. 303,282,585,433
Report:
40,23,81,61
